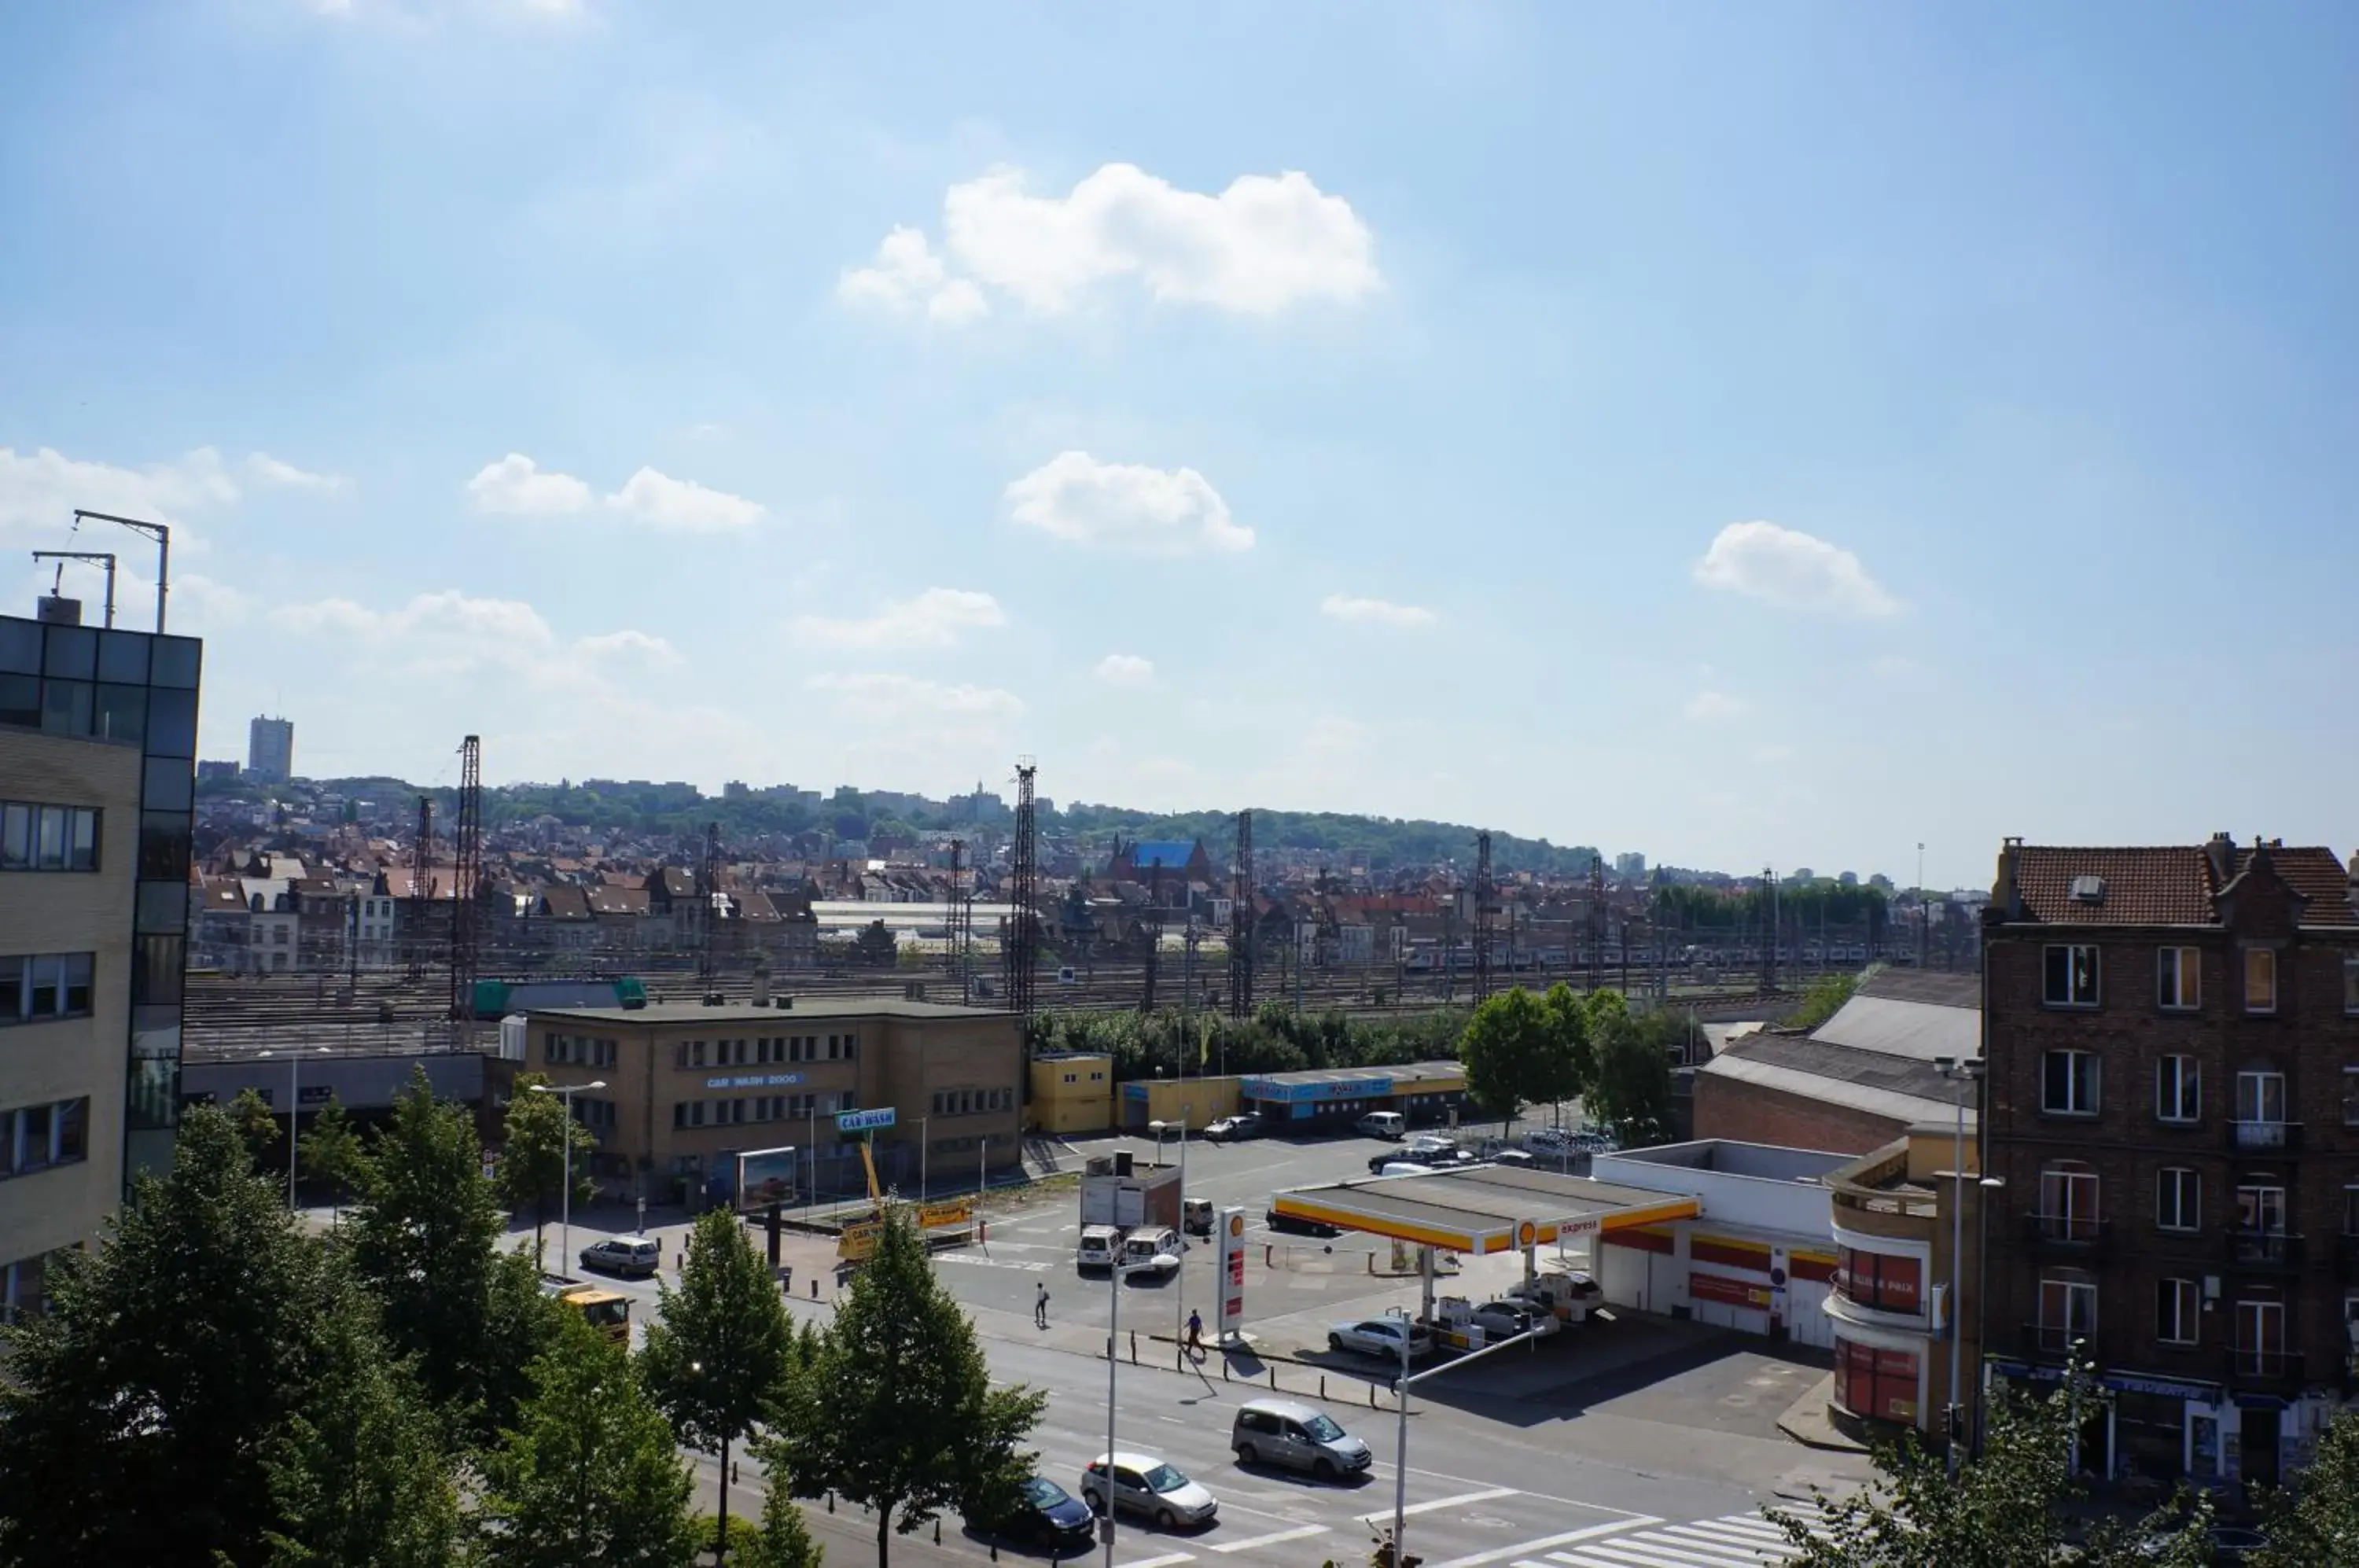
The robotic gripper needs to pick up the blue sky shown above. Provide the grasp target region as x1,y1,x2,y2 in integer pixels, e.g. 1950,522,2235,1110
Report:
2,2,2352,885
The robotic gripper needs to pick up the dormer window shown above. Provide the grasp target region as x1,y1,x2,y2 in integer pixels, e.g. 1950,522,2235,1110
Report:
2245,949,2278,1015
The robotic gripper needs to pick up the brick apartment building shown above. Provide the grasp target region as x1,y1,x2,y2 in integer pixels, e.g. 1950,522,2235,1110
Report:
1982,835,2359,1490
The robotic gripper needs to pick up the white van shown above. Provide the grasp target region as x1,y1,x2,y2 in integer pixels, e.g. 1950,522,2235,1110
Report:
1356,1111,1406,1141
1122,1228,1183,1275
1076,1224,1121,1271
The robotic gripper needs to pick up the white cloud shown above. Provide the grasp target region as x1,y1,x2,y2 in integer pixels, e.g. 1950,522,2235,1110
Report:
837,226,990,326
1094,653,1154,686
274,588,556,647
804,672,1025,724
1319,593,1436,629
467,453,591,516
0,445,237,534
1694,521,1901,618
575,628,683,668
787,588,1006,651
605,466,765,532
1684,690,1749,722
246,452,347,491
842,162,1378,321
1004,451,1252,555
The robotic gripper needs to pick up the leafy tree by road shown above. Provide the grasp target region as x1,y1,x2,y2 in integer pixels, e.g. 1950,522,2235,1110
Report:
731,1474,825,1568
494,1071,598,1265
767,1208,1045,1567
0,1106,339,1568
296,1095,366,1223
478,1312,698,1568
642,1209,802,1563
349,1066,560,1439
1582,991,1673,1144
1540,982,1595,1108
1779,1355,2212,1566
1459,988,1562,1131
231,1085,285,1172
2253,1404,2359,1565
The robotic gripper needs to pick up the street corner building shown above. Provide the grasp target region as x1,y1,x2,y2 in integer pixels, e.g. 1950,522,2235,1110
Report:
521,995,1025,1207
1982,834,2359,1489
0,598,203,1321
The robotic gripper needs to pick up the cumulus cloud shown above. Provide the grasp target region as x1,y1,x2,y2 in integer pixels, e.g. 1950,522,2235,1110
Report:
1683,690,1748,722
1094,653,1154,686
1319,593,1436,629
1694,521,1900,618
468,454,592,516
841,162,1378,321
804,672,1025,724
0,445,237,533
274,588,556,646
787,588,1006,651
272,587,686,696
1004,451,1251,555
575,628,683,668
246,452,347,491
605,466,764,532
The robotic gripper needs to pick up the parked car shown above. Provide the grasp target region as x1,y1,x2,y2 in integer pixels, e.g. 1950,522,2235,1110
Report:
578,1235,661,1279
1356,1111,1407,1140
1231,1398,1374,1480
1265,1207,1343,1239
1121,1227,1183,1274
1202,1113,1264,1143
1080,1451,1220,1529
1327,1316,1435,1361
1075,1224,1121,1271
1467,1300,1537,1338
1489,1149,1535,1168
977,1475,1095,1551
1183,1197,1215,1236
1404,1133,1456,1156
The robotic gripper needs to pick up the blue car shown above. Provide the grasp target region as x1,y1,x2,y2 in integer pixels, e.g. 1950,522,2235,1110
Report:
996,1476,1095,1551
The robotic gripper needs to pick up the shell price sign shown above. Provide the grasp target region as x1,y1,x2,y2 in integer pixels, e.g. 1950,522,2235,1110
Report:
1215,1206,1247,1338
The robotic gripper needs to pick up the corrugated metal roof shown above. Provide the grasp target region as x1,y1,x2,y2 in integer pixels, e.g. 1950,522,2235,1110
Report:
1698,1051,1968,1128
1810,995,1980,1064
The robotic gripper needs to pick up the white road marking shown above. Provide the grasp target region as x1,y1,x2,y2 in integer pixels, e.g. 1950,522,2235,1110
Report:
1359,1485,1518,1522
1428,1517,1665,1568
1205,1524,1329,1553
933,1253,1051,1272
1121,1554,1198,1568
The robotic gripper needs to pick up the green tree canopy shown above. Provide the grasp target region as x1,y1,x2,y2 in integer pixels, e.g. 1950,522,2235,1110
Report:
297,1095,366,1221
495,1071,598,1265
642,1209,802,1563
1459,988,1560,1128
231,1085,285,1172
478,1313,698,1568
1583,991,1673,1144
0,1106,339,1568
2253,1404,2359,1566
767,1209,1045,1567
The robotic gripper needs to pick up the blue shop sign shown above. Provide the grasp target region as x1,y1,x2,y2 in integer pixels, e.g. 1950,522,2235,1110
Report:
836,1107,896,1133
705,1072,806,1090
1240,1073,1394,1104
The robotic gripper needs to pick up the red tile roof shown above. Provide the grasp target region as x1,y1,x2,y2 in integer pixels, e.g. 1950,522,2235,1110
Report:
2008,842,2357,927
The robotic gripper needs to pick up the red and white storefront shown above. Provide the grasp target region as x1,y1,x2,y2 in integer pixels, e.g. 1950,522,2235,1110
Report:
1823,1220,1936,1429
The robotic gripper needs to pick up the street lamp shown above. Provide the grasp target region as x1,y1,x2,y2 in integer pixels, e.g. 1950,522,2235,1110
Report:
532,1080,608,1275
1934,1055,1984,1476
1150,1111,1191,1362
257,1047,330,1211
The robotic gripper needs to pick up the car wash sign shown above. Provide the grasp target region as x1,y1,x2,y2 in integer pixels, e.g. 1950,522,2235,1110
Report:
836,1107,896,1134
1215,1205,1247,1338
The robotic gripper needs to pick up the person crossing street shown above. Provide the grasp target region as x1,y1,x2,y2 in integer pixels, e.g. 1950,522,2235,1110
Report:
1035,1280,1051,1328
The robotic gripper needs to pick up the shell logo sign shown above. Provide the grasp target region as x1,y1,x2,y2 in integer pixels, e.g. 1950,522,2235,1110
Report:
1517,1220,1537,1248
1227,1213,1246,1239
1216,1205,1247,1338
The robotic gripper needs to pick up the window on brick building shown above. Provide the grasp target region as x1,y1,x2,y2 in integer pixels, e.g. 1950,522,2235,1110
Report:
2156,1278,2199,1345
2038,1275,2097,1353
1835,1246,1923,1316
2245,950,2278,1015
2039,1161,2101,1239
2155,1055,2199,1123
2044,944,2100,1007
2341,1184,2359,1240
2041,1050,2100,1115
2157,1168,2199,1231
2344,959,2359,1016
2158,948,2200,1011
2235,1069,2287,1128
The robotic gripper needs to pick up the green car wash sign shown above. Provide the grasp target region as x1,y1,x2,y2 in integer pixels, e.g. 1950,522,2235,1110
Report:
835,1107,896,1133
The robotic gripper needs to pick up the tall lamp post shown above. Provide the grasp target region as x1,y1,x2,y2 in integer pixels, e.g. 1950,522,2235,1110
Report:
1150,1110,1192,1360
1934,1055,1984,1476
531,1080,607,1275
257,1046,330,1211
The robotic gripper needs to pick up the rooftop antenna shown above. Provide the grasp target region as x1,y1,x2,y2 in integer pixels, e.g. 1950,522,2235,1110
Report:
72,510,168,631
30,551,118,626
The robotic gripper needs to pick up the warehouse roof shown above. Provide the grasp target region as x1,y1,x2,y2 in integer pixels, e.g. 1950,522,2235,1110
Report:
526,998,1014,1025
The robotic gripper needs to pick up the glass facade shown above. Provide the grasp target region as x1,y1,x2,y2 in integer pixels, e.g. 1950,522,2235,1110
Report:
0,613,201,1191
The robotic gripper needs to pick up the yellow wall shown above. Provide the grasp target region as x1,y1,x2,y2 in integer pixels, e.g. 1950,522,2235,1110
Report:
1117,1077,1241,1130
1031,1053,1114,1135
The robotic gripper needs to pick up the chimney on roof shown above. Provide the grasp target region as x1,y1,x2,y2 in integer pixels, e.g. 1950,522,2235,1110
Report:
750,959,771,1007
2206,833,2235,887
1995,837,2024,918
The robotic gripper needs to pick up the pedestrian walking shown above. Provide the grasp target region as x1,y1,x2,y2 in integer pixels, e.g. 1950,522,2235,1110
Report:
1186,1308,1205,1359
1035,1281,1051,1328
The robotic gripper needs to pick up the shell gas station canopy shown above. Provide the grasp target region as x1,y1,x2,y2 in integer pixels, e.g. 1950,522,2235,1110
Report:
1268,1165,1700,1255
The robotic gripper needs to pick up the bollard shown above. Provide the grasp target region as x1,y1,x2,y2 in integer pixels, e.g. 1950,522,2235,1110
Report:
1129,1331,1138,1364
827,1493,835,1514
1222,1355,1231,1382
935,1519,941,1544
811,1278,819,1299
731,1461,739,1485
1321,1375,1327,1400
1269,1367,1278,1390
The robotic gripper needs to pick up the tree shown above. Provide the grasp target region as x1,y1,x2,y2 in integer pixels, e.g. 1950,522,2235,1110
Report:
642,1209,800,1564
769,1209,1046,1567
232,1084,285,1172
731,1475,825,1568
0,1107,339,1568
495,1071,598,1265
2253,1404,2359,1565
1583,991,1673,1144
1539,983,1595,1109
262,1274,466,1568
478,1312,699,1568
1779,1354,2212,1566
297,1095,366,1223
349,1066,558,1439
1458,988,1555,1131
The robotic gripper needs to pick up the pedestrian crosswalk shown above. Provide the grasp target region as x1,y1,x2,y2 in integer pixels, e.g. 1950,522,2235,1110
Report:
1504,1509,1825,1567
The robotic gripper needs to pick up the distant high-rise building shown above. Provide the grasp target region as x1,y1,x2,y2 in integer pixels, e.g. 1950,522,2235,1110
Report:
1614,852,1647,882
0,597,203,1320
247,715,293,783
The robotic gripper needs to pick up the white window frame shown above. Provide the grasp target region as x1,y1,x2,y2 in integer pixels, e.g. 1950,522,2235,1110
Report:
2236,1069,2287,1126
2155,1055,2199,1123
2158,947,2201,1010
2042,1049,2102,1115
2040,1163,2102,1238
2157,1278,2199,1346
2157,1167,2200,1232
2234,1298,2285,1370
2040,1276,2098,1348
2044,944,2101,1007
2236,1183,2287,1235
2344,957,2359,1017
2245,948,2279,1015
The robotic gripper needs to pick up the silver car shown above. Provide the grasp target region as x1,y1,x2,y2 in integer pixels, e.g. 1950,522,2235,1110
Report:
1231,1398,1374,1480
1327,1316,1434,1361
1080,1451,1219,1530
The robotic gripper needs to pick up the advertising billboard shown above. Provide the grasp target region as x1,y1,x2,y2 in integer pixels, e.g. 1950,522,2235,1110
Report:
1215,1205,1246,1339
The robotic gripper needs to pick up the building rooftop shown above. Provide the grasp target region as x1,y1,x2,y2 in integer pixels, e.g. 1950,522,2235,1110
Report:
524,998,1016,1025
2004,840,2357,928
